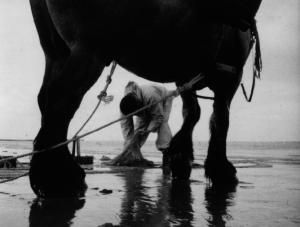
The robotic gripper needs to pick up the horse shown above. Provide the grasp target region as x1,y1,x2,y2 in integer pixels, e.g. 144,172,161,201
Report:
29,0,262,197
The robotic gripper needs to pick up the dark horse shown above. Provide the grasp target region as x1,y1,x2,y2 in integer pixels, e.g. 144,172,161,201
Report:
29,0,262,197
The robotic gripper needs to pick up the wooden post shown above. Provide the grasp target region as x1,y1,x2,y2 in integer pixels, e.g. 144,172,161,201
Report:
76,139,81,157
72,140,76,157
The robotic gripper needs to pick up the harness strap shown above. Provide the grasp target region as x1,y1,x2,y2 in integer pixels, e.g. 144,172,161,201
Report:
241,73,256,102
192,63,237,101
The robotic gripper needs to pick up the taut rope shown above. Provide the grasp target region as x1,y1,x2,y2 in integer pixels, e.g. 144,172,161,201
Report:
0,172,29,184
0,73,205,184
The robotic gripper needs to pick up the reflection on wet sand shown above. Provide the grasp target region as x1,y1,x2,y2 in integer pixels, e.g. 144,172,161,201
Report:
115,169,195,227
29,197,85,227
169,180,194,226
204,184,237,227
118,169,170,226
27,169,238,227
101,169,238,227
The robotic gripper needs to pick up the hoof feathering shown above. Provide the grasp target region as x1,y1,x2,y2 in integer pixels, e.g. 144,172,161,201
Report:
204,159,238,185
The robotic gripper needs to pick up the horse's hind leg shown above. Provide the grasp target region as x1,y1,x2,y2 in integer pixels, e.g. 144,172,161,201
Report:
29,0,104,197
169,90,200,180
205,71,242,185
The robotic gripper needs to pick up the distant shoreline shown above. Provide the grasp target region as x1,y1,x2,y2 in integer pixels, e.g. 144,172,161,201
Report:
0,139,33,142
0,139,300,143
0,139,299,143
1,139,300,148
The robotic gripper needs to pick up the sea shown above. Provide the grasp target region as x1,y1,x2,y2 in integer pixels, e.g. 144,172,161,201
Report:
0,140,300,167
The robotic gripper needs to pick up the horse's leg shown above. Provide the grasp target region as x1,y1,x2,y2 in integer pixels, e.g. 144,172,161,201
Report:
29,0,104,197
169,90,200,180
31,50,104,197
31,48,104,197
205,71,242,185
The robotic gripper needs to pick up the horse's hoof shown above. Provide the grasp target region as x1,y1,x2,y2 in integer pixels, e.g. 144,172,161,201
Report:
204,158,238,185
30,165,87,198
170,153,192,180
161,152,171,175
162,165,171,175
29,148,87,198
172,166,192,180
30,172,87,198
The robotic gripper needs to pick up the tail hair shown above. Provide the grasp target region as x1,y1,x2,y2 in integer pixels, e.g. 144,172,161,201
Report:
251,20,262,79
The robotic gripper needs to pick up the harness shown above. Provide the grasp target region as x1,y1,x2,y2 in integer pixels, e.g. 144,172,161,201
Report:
199,20,262,102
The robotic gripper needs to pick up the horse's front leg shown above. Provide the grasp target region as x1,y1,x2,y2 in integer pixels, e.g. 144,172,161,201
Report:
169,90,200,180
205,72,241,185
30,46,105,197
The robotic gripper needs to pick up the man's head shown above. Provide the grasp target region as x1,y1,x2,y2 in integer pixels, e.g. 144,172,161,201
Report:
120,93,143,115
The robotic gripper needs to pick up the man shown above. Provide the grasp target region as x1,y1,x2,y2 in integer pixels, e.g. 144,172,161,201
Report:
114,81,175,169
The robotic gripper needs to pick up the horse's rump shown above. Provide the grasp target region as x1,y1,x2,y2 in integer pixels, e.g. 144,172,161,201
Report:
197,0,262,30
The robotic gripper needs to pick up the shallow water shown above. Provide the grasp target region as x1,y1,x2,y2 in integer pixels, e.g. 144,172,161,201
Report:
0,141,300,226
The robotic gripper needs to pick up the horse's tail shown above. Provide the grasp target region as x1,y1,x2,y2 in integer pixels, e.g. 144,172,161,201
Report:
251,20,262,79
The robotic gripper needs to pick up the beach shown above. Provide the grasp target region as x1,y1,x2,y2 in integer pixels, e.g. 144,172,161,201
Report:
0,140,300,227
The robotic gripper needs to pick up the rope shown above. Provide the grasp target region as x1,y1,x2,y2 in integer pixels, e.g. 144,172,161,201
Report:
0,172,29,184
0,73,205,184
68,73,205,140
194,94,214,100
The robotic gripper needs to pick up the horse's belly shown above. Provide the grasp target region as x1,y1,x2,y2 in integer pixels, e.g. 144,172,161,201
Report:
116,40,208,83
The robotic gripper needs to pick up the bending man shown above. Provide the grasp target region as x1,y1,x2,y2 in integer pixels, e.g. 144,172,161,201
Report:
112,81,175,170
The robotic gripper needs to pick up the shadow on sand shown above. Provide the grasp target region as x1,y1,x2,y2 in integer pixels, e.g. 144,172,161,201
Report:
29,197,85,227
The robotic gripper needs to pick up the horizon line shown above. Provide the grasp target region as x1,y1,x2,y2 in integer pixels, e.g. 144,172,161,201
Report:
1,139,300,143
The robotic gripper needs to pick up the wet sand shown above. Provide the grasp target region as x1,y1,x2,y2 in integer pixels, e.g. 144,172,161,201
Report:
0,162,299,227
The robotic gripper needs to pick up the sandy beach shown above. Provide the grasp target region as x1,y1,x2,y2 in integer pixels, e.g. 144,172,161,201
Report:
0,141,300,227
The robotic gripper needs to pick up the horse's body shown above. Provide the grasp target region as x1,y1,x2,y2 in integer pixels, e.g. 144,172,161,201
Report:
29,0,261,197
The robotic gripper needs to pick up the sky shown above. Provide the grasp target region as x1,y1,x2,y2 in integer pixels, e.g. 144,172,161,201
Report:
0,0,299,142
